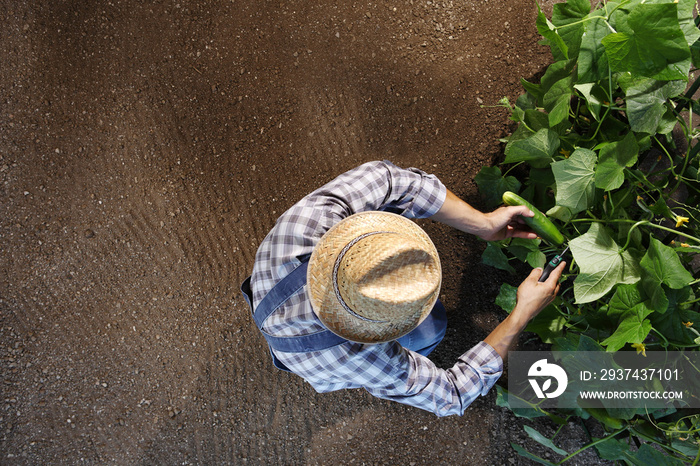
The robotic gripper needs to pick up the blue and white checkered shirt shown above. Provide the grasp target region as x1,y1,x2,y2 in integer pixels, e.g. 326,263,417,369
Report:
250,161,503,416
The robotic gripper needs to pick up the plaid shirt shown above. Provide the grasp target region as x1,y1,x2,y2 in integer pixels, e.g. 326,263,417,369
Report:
250,161,503,416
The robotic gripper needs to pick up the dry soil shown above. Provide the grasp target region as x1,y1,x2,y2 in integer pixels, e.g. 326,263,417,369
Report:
1,1,610,464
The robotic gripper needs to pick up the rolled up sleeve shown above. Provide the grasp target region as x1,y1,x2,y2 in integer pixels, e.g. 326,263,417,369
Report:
362,341,504,417
306,160,447,220
450,341,504,398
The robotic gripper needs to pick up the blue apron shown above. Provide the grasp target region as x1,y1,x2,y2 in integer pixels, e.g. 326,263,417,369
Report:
241,258,447,372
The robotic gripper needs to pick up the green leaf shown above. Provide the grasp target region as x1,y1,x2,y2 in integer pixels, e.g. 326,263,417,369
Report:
495,385,549,420
601,3,690,79
691,36,700,69
678,0,700,38
520,78,543,104
551,0,591,60
569,223,641,303
594,132,639,191
474,166,522,209
523,425,569,456
671,438,700,461
649,287,700,345
607,283,645,321
545,205,573,223
577,15,611,83
543,76,573,127
585,407,625,430
594,437,632,461
648,196,674,220
526,304,566,344
610,188,636,210
574,82,605,121
507,238,545,268
552,336,577,352
574,271,618,303
640,275,669,313
537,5,568,60
551,148,597,215
601,132,639,166
494,384,510,409
482,242,515,274
624,443,686,466
507,121,537,145
522,109,551,133
495,283,517,313
571,224,642,279
606,0,643,33
599,113,632,140
600,303,653,352
510,443,558,466
526,250,546,269
650,57,691,82
641,238,694,289
655,106,678,135
676,0,700,69
640,238,694,312
540,59,575,94
515,92,537,112
619,76,687,133
504,128,560,167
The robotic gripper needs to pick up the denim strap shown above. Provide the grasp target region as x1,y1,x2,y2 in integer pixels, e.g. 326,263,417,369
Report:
240,260,347,354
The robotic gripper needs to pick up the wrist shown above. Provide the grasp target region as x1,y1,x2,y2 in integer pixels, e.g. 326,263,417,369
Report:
465,210,492,240
507,306,532,329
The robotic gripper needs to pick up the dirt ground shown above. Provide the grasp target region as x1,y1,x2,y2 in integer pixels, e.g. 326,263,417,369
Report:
1,1,611,464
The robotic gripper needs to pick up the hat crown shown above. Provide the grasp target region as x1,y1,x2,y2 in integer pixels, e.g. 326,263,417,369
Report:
336,233,440,322
307,211,442,343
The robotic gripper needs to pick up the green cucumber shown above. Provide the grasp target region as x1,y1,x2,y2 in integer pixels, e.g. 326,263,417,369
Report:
502,191,565,246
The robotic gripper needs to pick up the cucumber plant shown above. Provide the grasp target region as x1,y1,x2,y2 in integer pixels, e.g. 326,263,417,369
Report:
474,0,700,463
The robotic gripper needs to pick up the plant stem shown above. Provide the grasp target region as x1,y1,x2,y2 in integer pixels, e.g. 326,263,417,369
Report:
621,220,647,251
555,427,628,465
569,218,700,244
503,161,524,177
625,168,661,193
680,296,700,306
661,132,695,195
581,76,617,143
651,328,671,348
646,223,700,244
553,422,565,439
604,19,616,34
674,72,700,114
652,135,677,173
647,341,700,349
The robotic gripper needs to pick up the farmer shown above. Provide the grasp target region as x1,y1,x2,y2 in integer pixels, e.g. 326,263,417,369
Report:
241,160,565,417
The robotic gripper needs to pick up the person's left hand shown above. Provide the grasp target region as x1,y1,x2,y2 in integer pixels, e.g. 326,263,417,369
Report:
479,206,538,241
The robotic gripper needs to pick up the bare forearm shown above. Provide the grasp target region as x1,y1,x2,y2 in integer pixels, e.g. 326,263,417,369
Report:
430,189,536,241
483,311,529,361
430,189,489,236
484,263,566,360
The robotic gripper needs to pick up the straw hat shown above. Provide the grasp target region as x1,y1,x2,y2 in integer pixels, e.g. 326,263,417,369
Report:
307,211,441,343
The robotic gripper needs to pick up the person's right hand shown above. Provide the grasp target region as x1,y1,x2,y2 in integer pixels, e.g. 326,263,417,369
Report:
512,262,566,323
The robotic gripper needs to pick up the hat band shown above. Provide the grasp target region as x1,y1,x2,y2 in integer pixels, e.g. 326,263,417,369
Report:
332,231,395,323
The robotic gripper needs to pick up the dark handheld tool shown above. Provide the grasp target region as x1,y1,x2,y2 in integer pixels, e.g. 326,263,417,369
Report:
539,246,569,282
